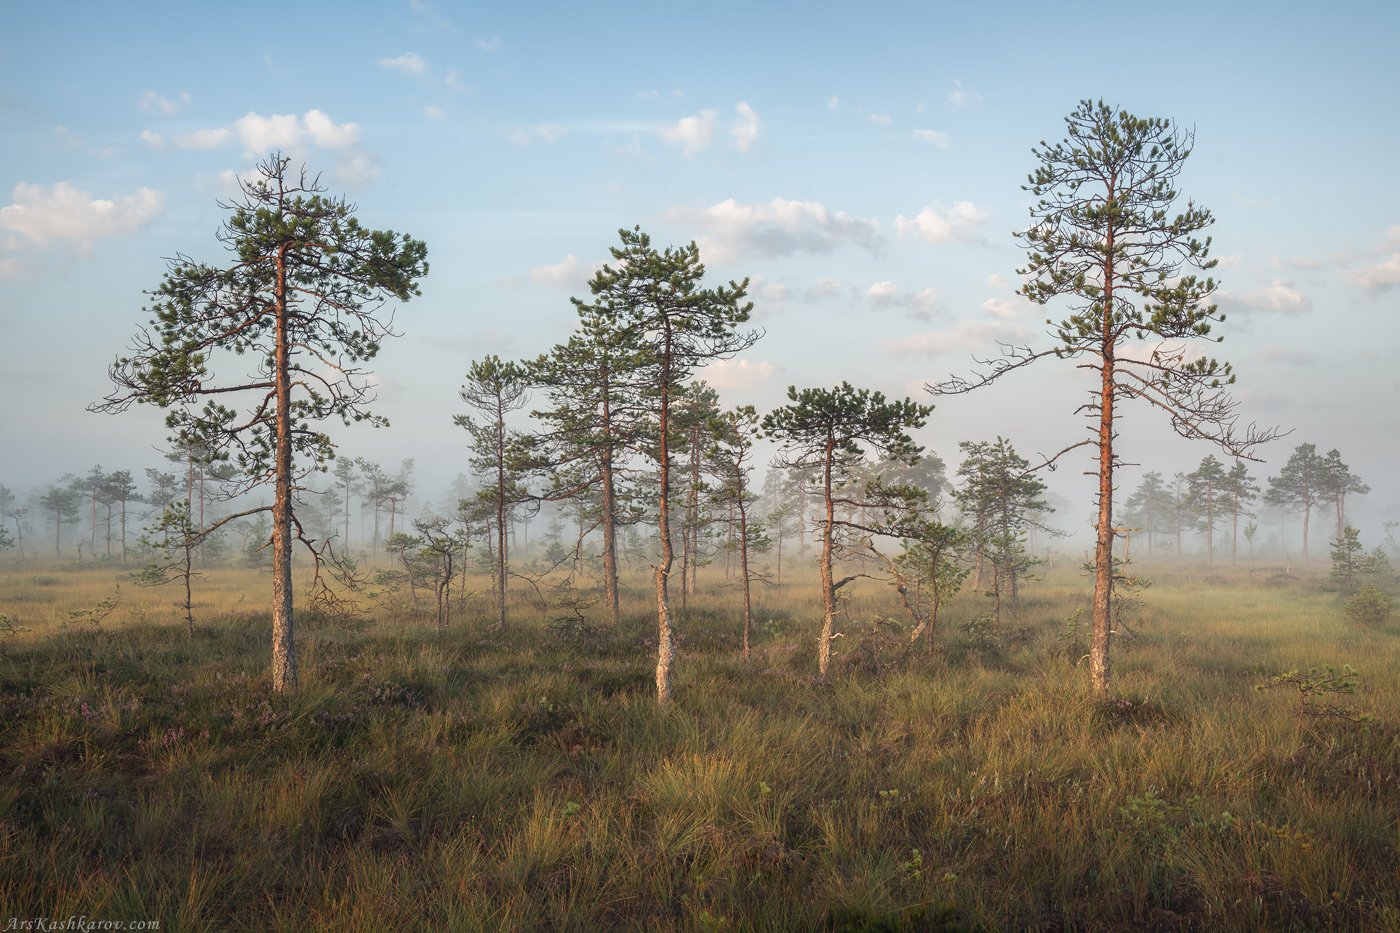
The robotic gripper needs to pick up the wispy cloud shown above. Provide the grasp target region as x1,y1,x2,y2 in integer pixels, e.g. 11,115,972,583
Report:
140,91,189,115
529,254,605,290
665,198,882,265
445,69,470,93
894,200,989,246
912,129,951,149
804,279,844,303
700,358,780,392
947,79,982,109
507,123,569,145
1343,229,1400,294
868,282,940,319
731,102,760,153
882,320,1029,358
378,52,429,75
1215,280,1312,313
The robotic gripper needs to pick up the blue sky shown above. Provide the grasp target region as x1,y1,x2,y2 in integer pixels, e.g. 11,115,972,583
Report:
3,0,1398,542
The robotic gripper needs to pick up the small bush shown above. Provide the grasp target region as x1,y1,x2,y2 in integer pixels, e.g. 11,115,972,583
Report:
1345,582,1392,625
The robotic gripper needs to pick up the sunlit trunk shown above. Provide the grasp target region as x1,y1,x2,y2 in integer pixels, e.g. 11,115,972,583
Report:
654,333,676,705
1090,233,1117,695
270,243,297,694
818,438,837,679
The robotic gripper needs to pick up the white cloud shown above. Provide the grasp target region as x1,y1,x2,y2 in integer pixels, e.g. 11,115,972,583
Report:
947,79,982,109
378,52,429,75
731,102,760,153
700,358,780,392
140,91,189,115
174,127,233,150
881,321,1029,358
986,274,1010,290
661,110,717,155
529,254,604,290
827,95,840,112
665,198,882,265
867,281,899,307
760,282,791,303
303,109,362,149
508,124,569,146
424,105,445,120
234,111,304,153
1345,252,1400,294
476,36,502,52
0,181,164,255
1214,253,1244,269
868,282,940,319
145,109,371,184
866,113,892,125
912,129,951,149
981,296,1031,320
906,288,940,318
894,201,989,246
1217,280,1312,313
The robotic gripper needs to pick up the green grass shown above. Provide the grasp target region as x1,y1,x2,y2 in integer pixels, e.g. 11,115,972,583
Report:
0,555,1396,931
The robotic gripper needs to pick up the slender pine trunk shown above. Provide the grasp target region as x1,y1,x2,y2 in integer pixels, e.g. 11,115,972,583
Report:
270,244,297,694
818,439,837,679
1090,233,1117,695
654,334,676,705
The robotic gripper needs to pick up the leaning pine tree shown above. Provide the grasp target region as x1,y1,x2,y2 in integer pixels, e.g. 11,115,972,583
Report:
93,154,428,693
930,101,1278,692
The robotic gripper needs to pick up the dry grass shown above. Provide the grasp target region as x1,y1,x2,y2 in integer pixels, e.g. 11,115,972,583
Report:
0,552,1396,931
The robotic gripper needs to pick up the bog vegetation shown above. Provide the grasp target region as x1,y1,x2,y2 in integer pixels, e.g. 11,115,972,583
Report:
0,558,1396,931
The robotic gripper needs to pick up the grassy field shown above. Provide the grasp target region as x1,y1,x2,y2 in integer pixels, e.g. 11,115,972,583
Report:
0,554,1396,931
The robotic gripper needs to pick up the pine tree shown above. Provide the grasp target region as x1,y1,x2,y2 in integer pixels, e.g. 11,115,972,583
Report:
1265,443,1328,567
93,154,428,692
1223,459,1259,566
1329,525,1367,594
929,101,1277,691
1321,449,1369,545
456,355,531,628
583,227,758,705
762,382,933,678
1186,454,1228,565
